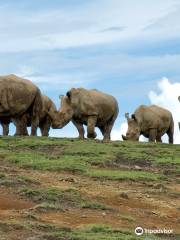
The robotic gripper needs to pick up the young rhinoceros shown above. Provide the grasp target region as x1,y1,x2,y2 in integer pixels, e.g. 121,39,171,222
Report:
26,95,57,136
0,74,43,136
38,95,57,136
48,88,119,141
122,105,174,143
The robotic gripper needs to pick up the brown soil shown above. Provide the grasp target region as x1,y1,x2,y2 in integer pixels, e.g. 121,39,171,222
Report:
0,164,179,239
0,194,33,210
103,155,178,175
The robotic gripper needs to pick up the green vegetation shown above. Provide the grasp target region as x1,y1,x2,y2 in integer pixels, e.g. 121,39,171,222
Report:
51,225,139,240
88,168,162,181
20,187,112,212
28,224,168,240
82,202,111,210
20,187,85,208
0,173,39,187
0,137,179,240
0,220,177,240
0,137,179,182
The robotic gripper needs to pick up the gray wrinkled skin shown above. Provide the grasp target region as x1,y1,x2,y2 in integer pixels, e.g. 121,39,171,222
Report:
0,95,56,137
122,105,174,143
0,74,43,136
48,88,119,141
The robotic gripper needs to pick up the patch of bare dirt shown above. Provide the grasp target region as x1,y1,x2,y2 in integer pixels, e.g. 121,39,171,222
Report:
18,169,179,232
10,144,64,157
97,155,155,172
0,194,33,210
116,155,152,168
0,164,179,239
38,208,129,229
102,155,178,176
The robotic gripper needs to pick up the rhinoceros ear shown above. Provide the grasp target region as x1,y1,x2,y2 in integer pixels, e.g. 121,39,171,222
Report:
59,94,64,99
131,114,136,120
125,112,129,120
66,91,71,99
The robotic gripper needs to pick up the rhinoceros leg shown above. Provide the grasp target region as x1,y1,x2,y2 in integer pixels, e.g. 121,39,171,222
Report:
102,124,113,142
13,116,28,136
149,129,157,142
39,118,50,137
72,120,85,139
102,116,117,142
31,116,39,136
87,116,97,139
156,133,162,143
2,123,9,136
99,126,104,136
167,127,173,144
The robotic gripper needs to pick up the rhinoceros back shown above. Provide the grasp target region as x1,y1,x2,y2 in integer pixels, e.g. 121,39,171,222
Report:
39,95,56,120
74,88,118,120
0,74,39,116
134,105,172,130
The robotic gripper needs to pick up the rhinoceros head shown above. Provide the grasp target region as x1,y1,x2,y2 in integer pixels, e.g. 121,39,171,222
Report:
47,91,74,129
122,113,140,141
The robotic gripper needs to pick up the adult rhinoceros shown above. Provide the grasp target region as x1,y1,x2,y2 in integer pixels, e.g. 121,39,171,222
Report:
122,105,174,143
48,88,119,141
0,74,43,136
0,94,56,137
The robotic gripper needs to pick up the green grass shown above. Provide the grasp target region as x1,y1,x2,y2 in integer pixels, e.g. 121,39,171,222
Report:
0,173,40,187
0,137,179,183
33,224,167,240
19,187,113,212
82,202,111,210
0,220,177,240
19,187,85,208
0,137,179,240
87,168,163,181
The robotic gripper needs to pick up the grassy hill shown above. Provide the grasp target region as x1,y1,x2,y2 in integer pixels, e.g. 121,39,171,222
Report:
0,137,179,240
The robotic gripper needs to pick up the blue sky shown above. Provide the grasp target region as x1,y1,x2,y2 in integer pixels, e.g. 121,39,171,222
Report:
1,0,180,140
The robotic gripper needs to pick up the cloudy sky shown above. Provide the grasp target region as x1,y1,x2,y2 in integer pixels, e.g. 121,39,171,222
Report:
1,0,180,142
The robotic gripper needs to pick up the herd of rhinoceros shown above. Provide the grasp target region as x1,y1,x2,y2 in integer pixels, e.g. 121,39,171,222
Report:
0,74,178,143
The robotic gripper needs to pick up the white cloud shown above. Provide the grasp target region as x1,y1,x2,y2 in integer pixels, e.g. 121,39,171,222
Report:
149,78,180,144
144,3,180,38
16,66,35,77
13,65,98,92
0,0,179,52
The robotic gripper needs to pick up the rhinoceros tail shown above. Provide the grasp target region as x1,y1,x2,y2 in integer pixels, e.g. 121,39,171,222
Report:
167,114,174,144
